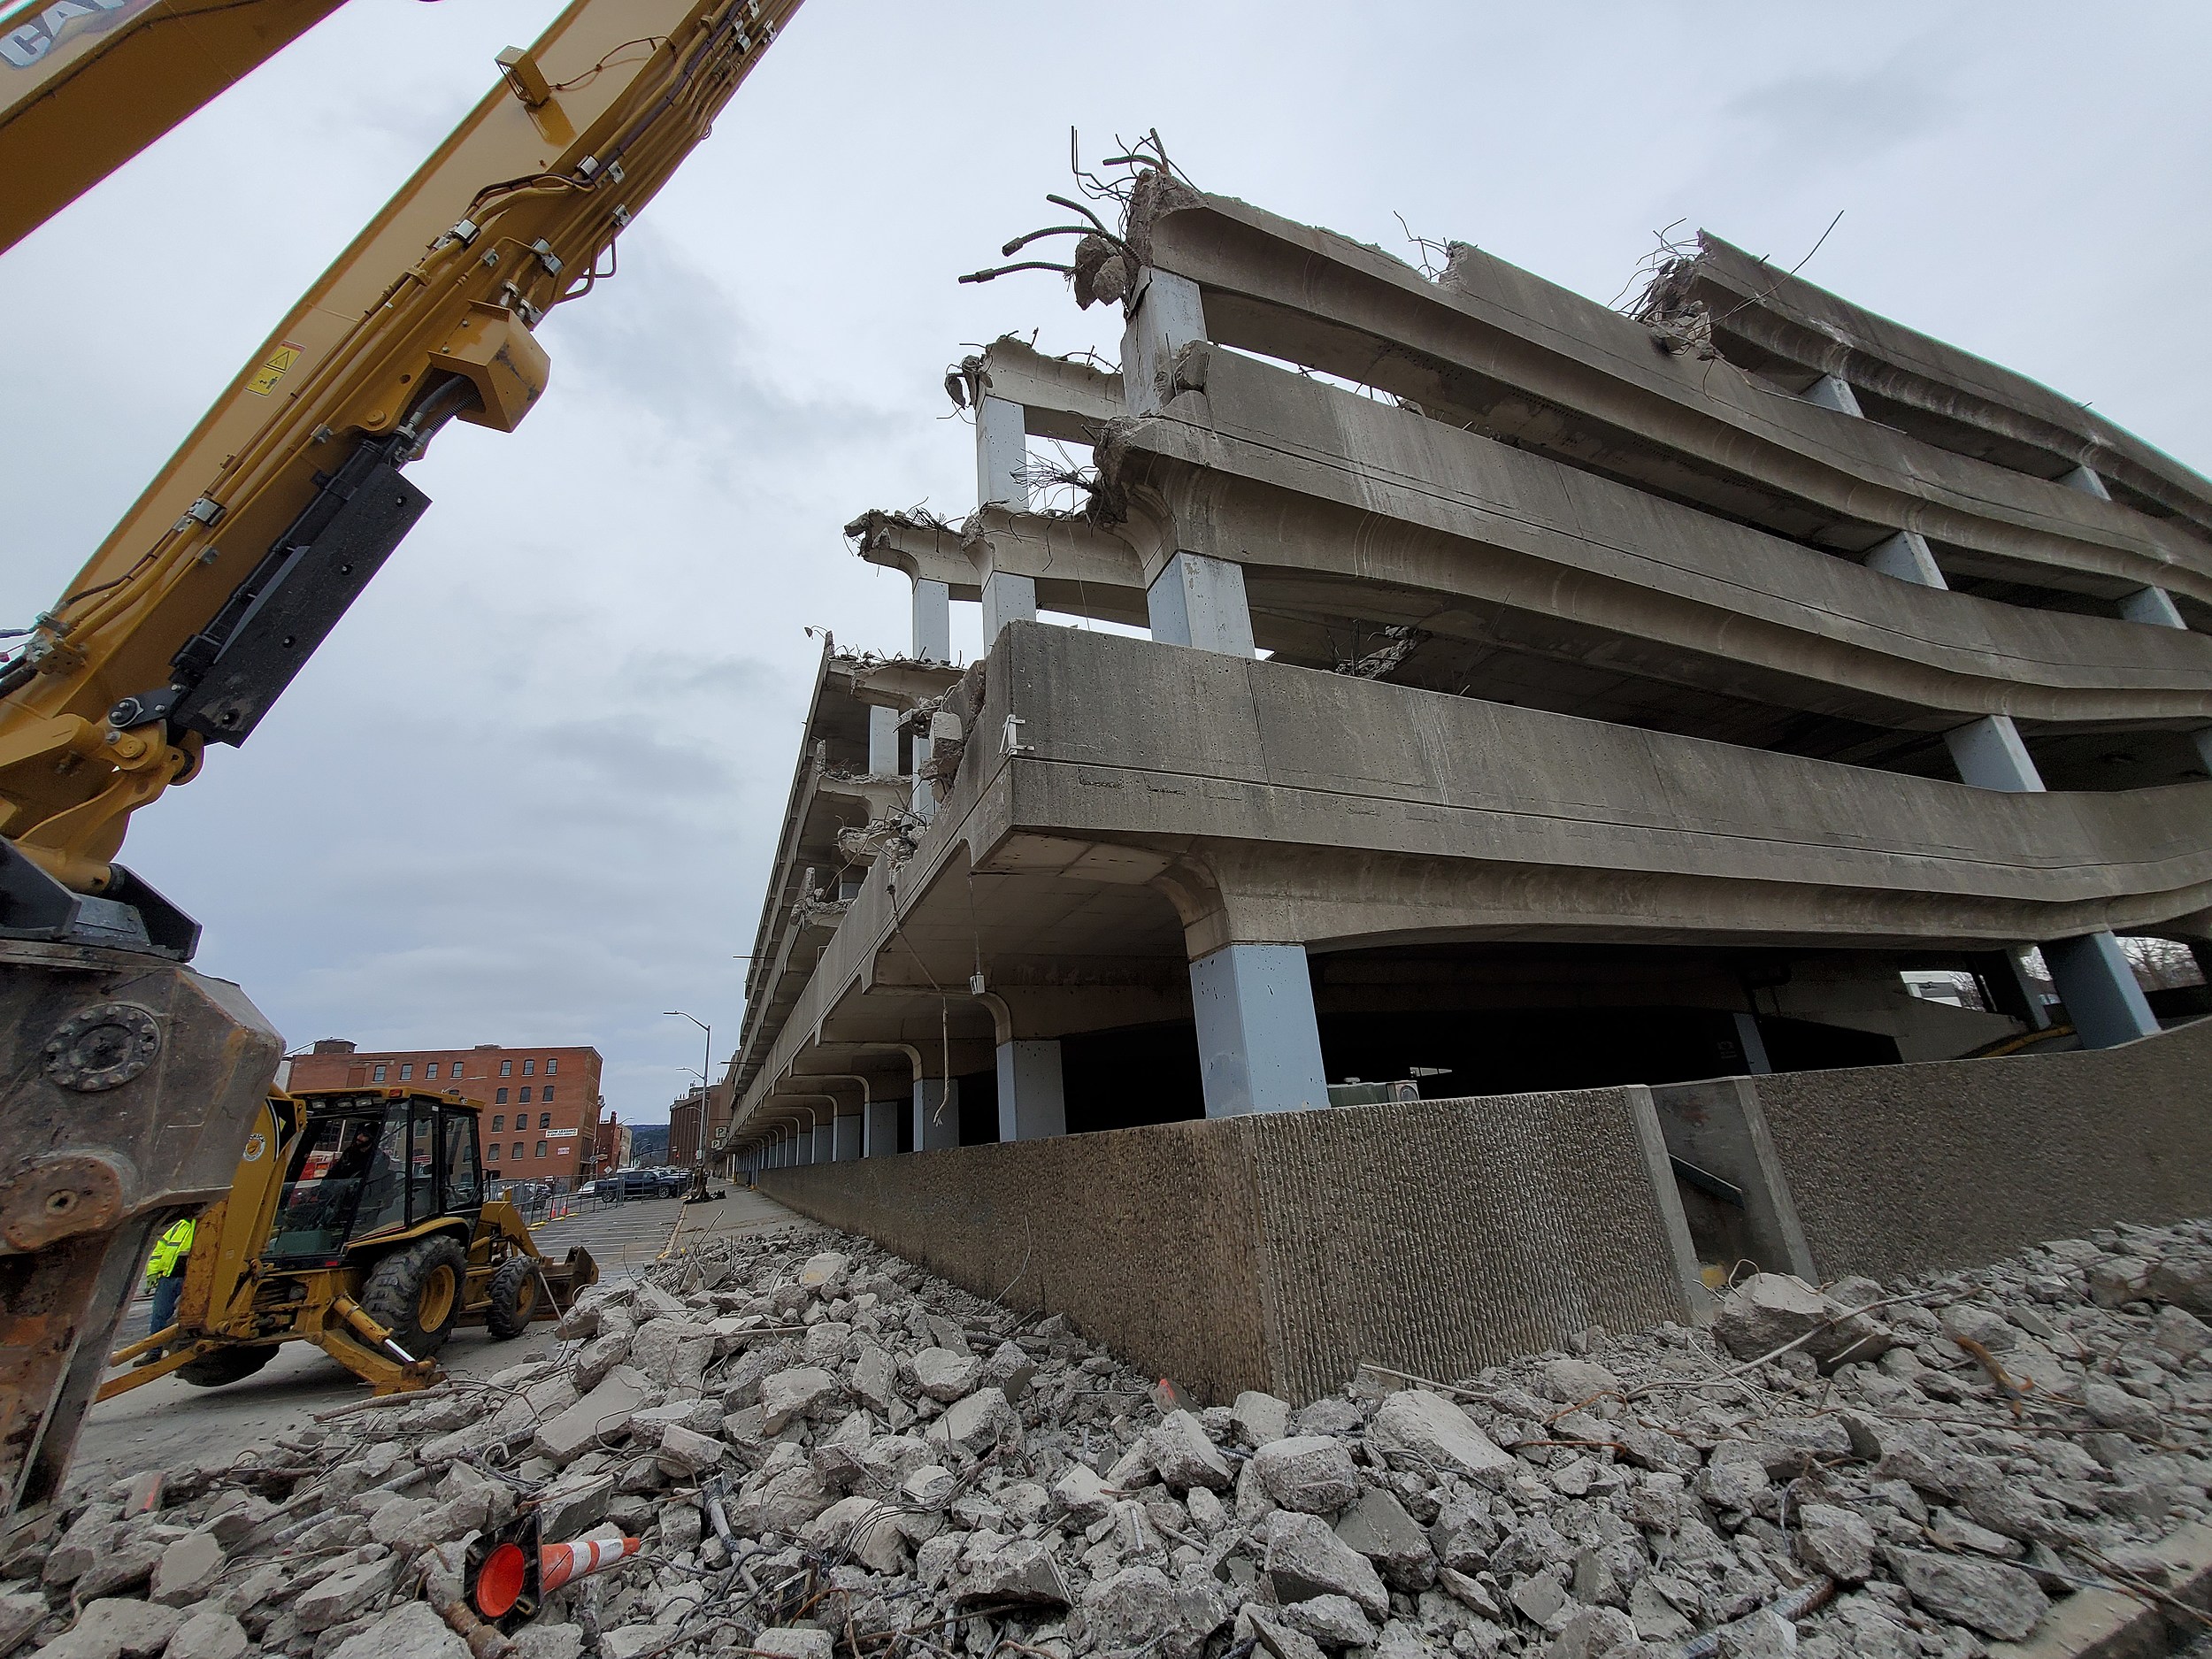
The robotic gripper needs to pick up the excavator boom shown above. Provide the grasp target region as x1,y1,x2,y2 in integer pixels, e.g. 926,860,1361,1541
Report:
0,0,799,1545
0,0,357,257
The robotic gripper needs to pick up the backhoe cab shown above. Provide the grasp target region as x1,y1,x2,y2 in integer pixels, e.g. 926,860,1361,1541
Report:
100,1087,596,1400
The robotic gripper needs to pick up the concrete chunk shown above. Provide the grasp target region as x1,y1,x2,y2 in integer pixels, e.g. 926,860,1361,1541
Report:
1151,1409,1234,1493
532,1366,652,1466
1368,1390,1514,1484
159,1608,249,1659
30,1597,181,1659
1254,1435,1361,1514
293,1554,399,1632
759,1365,842,1432
910,1347,981,1402
149,1531,225,1605
1265,1510,1390,1616
1233,1390,1293,1447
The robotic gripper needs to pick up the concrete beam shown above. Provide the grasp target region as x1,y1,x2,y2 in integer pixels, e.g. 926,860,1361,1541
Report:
1189,941,1330,1118
972,336,1125,443
1136,191,2210,606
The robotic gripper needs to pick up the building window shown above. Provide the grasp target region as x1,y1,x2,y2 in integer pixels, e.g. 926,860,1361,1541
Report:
535,1141,548,1159
542,1084,556,1102
540,1111,551,1129
522,1059,534,1076
373,1064,388,1082
400,1063,413,1080
546,1057,558,1075
500,1060,513,1077
512,1141,524,1161
495,1087,509,1105
426,1062,440,1080
492,1114,503,1131
518,1086,532,1104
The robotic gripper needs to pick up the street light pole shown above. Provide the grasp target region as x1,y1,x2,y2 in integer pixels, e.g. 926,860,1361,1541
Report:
664,1010,710,1168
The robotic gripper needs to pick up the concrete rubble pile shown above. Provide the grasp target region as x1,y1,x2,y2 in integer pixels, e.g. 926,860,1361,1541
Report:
10,1218,2212,1659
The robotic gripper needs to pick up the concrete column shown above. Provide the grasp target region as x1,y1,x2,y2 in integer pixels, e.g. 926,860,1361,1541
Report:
1804,374,1864,418
1939,716,2158,1048
1944,714,2043,794
2195,729,2212,776
910,726,934,822
868,705,899,776
912,1079,959,1151
980,572,1037,643
2043,932,2161,1048
995,1040,1067,1141
812,1121,834,1164
789,1127,810,1166
1863,529,1947,589
977,395,1027,508
1148,553,1256,657
1728,1010,1774,1075
1188,942,1329,1118
912,578,951,664
864,1095,900,1157
2060,465,2111,500
833,1111,862,1162
1122,268,1206,416
2119,586,2187,629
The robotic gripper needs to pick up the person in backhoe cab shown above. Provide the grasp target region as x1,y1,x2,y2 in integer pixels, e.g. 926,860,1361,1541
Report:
141,1216,196,1361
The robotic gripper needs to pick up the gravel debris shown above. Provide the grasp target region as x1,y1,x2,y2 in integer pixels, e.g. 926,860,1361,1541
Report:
10,1217,2212,1657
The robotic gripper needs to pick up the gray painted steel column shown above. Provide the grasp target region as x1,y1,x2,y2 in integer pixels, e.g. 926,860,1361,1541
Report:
976,395,1027,506
981,572,1037,642
995,1040,1067,1141
1148,554,1256,657
833,1111,862,1162
1944,714,2043,793
912,1079,959,1150
1122,268,1205,417
912,578,951,664
1803,374,1864,417
1863,529,1947,588
2120,585,2188,629
863,1096,900,1157
2043,933,2162,1048
1728,1010,1773,1075
868,705,899,776
1188,942,1330,1117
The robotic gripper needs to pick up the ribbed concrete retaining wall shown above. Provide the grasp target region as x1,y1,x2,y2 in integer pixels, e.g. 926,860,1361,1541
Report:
1755,1016,2212,1282
761,1086,1702,1404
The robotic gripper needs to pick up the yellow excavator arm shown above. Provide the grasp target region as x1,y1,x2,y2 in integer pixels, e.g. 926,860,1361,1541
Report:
0,0,800,944
0,0,358,257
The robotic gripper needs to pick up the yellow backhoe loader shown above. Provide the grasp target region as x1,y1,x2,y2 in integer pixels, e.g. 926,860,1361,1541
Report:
96,1087,596,1401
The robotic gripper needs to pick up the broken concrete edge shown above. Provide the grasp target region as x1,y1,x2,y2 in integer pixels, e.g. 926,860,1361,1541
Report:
1989,1519,2212,1659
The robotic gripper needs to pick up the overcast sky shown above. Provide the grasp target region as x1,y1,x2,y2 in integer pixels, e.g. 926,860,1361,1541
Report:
4,1,2207,1124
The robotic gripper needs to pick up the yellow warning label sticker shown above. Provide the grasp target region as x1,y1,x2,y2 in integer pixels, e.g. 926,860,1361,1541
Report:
247,341,304,396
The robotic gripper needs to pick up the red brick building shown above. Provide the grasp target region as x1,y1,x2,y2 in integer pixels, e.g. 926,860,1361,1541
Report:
285,1040,608,1192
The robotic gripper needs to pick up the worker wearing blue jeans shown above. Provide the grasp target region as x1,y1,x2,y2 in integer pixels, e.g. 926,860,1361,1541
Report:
142,1216,196,1359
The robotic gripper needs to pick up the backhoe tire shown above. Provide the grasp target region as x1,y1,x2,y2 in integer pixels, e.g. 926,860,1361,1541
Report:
485,1257,542,1340
360,1234,467,1357
176,1346,277,1389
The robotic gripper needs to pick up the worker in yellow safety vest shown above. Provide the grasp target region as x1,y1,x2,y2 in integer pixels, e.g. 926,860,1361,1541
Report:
142,1217,196,1360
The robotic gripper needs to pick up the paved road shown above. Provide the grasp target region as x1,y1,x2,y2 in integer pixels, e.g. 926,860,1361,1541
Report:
73,1186,803,1493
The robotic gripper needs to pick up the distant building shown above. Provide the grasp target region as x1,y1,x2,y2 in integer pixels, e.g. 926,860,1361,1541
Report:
669,1089,704,1167
287,1040,607,1192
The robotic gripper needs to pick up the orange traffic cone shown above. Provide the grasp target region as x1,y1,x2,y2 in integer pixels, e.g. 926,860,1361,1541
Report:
539,1535,643,1594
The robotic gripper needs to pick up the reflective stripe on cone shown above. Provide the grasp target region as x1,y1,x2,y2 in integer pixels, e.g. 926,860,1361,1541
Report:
538,1536,641,1593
